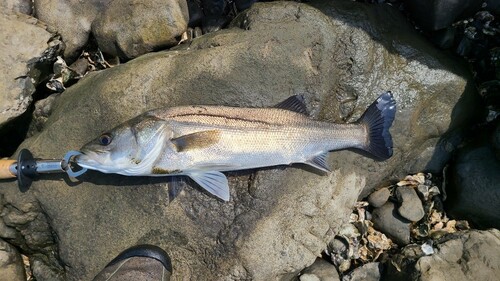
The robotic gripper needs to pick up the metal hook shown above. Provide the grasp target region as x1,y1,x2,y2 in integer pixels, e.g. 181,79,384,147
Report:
62,150,87,178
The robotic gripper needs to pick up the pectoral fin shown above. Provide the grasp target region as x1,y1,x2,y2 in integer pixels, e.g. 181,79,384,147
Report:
304,152,331,173
187,171,230,201
171,130,221,152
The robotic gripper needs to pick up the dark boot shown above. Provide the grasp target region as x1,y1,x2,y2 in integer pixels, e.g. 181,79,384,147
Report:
93,245,172,281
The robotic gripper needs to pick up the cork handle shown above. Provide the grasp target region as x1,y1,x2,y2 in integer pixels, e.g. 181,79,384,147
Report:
0,159,16,179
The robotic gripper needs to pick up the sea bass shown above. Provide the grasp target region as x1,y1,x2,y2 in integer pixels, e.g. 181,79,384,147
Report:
76,92,396,201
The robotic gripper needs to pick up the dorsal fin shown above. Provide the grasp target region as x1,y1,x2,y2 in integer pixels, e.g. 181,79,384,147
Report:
274,95,309,115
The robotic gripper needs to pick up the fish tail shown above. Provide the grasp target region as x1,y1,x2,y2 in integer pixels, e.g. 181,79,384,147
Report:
357,91,396,160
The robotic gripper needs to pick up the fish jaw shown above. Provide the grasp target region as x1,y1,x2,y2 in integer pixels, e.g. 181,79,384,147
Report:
76,150,133,174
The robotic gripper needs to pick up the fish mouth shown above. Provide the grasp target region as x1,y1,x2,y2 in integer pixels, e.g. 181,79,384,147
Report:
74,150,105,169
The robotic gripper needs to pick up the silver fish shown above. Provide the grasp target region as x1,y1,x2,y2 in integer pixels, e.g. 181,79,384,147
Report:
76,92,396,201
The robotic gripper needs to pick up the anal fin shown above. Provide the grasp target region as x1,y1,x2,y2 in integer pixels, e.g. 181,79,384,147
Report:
187,171,230,201
304,152,331,173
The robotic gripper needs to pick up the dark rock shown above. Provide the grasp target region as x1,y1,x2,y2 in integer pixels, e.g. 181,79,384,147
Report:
372,202,411,245
1,1,480,280
0,13,60,128
299,258,340,281
395,186,425,222
415,230,500,281
202,0,225,16
0,239,26,281
486,0,500,16
92,0,189,59
479,80,500,111
429,27,456,49
404,0,482,31
368,187,391,208
187,0,203,27
343,262,381,281
235,0,258,11
202,15,228,34
0,0,32,15
446,120,500,229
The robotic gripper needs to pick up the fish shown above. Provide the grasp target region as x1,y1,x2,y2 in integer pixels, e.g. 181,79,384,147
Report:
76,92,396,201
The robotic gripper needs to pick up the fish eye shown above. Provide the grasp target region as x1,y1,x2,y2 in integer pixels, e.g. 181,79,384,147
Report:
98,134,112,146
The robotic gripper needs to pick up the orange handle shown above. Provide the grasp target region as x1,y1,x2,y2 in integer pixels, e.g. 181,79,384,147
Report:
0,159,16,179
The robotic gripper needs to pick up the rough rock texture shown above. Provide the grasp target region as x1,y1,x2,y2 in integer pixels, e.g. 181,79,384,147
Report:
34,0,106,59
372,202,411,245
0,0,32,15
92,0,189,59
299,258,340,281
445,120,500,229
0,13,60,128
0,1,479,280
396,186,425,222
0,238,26,281
416,229,500,281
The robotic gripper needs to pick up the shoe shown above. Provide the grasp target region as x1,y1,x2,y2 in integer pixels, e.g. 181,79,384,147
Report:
93,245,172,281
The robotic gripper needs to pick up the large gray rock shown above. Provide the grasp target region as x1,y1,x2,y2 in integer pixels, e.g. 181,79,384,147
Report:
415,229,500,281
445,120,500,229
0,13,60,128
35,0,189,60
34,0,106,59
1,1,479,280
92,0,189,59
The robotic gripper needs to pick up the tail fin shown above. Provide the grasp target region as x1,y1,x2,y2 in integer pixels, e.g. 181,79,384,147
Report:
357,91,396,160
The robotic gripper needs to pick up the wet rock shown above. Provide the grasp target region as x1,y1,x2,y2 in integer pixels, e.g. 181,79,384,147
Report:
367,187,390,208
299,258,340,281
0,0,32,15
34,0,104,59
235,0,258,11
92,0,189,59
415,229,500,281
0,13,60,128
372,202,411,245
343,262,381,281
395,186,425,222
2,1,480,280
404,0,482,31
446,121,500,229
0,239,26,281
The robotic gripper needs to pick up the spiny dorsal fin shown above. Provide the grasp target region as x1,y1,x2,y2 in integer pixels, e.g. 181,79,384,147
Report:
171,130,221,152
274,95,309,115
304,152,331,173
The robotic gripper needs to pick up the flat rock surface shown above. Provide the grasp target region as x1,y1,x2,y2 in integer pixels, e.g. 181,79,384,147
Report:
416,229,500,281
0,1,479,280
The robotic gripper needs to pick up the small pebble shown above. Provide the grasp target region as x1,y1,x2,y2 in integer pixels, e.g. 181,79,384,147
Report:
396,186,425,222
367,187,391,208
300,258,340,281
372,202,411,245
343,262,381,281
